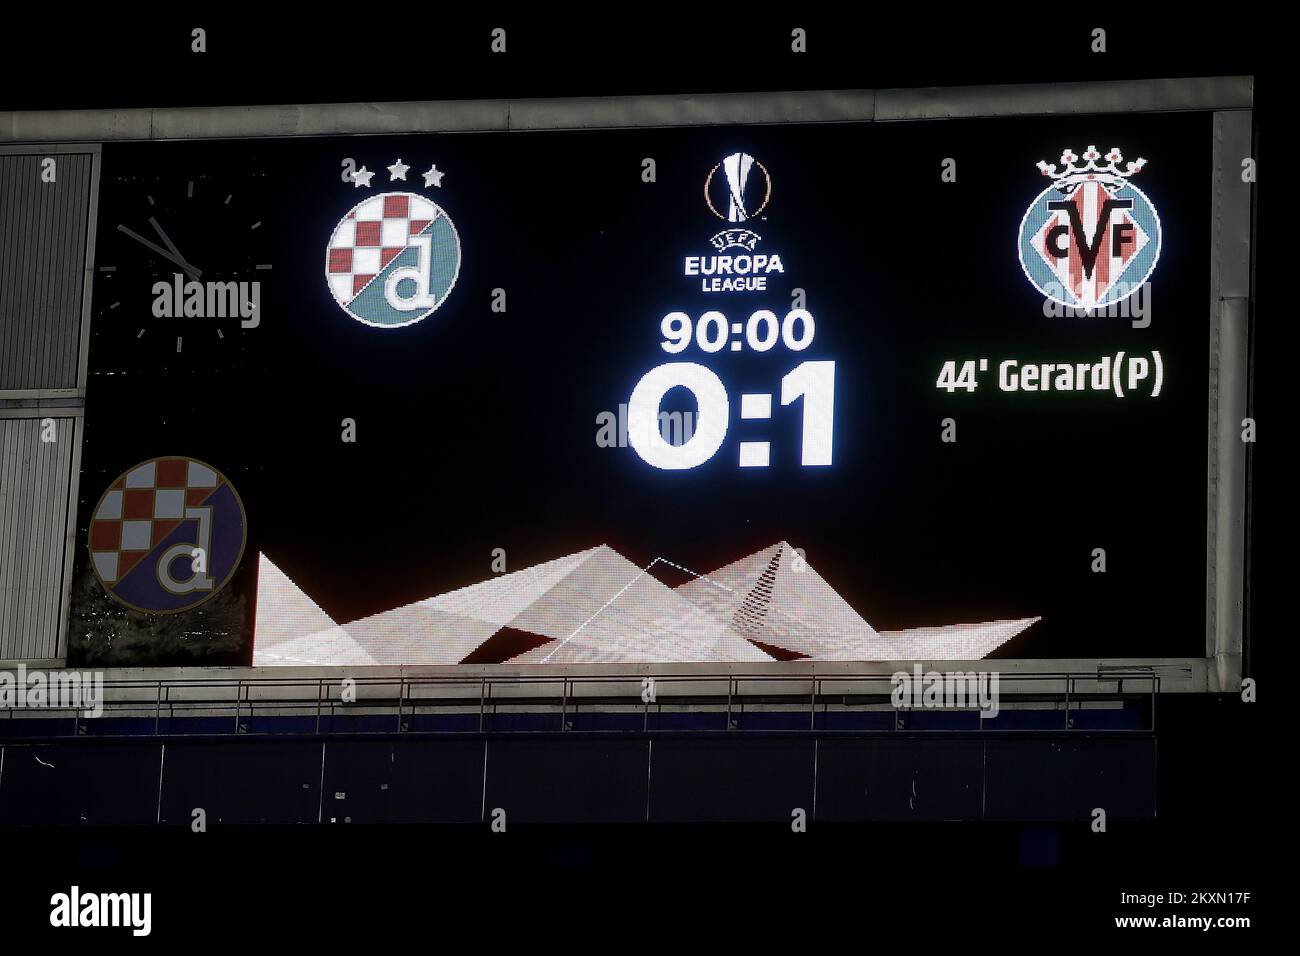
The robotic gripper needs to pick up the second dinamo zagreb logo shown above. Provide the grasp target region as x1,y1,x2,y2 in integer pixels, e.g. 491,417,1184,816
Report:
326,158,461,328
87,456,247,614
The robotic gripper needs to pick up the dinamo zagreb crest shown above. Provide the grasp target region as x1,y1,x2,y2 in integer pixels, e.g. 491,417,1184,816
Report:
326,192,461,328
88,457,247,613
1018,146,1161,311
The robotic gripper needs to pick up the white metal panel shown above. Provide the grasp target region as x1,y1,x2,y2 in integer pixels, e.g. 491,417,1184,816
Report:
0,152,93,391
1205,110,1254,691
0,416,77,660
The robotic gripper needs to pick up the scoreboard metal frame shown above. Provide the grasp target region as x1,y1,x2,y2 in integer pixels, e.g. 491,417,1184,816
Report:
0,76,1254,691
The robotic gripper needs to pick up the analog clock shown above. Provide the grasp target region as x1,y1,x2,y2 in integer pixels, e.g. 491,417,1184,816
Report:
92,170,274,371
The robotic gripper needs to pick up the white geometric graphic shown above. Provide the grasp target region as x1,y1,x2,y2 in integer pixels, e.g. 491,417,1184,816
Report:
252,553,375,666
676,541,878,658
341,549,596,665
676,542,1038,660
252,543,1039,666
508,546,770,664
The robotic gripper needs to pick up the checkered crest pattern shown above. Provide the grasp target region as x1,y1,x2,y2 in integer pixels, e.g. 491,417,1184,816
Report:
89,458,222,585
326,192,440,305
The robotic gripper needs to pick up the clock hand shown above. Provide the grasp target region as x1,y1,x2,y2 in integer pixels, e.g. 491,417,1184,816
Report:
116,224,203,280
147,216,204,281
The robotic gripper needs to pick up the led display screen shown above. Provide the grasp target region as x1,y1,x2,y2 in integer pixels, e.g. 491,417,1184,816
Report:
67,111,1212,666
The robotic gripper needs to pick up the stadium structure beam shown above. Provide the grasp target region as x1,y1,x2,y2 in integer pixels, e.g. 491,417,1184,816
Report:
0,77,1253,143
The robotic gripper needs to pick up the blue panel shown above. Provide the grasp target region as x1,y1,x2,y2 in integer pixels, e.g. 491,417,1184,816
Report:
819,711,895,731
322,739,485,824
2,706,1148,739
984,710,1070,730
485,738,648,823
1018,825,1063,866
568,712,646,733
317,713,400,734
1069,706,1145,730
646,711,728,732
897,710,984,730
404,713,482,733
482,712,564,733
0,716,78,738
245,716,323,735
732,711,813,731
0,741,161,825
983,736,1156,821
154,717,240,736
815,738,984,821
648,737,816,822
157,740,323,824
82,717,159,736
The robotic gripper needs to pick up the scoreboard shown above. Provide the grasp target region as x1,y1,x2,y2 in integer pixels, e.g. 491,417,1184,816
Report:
63,102,1244,671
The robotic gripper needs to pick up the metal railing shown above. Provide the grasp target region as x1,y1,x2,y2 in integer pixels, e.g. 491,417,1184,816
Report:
1,667,1160,738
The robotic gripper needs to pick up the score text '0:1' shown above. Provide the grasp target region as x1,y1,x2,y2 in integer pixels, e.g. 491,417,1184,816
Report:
627,360,835,470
